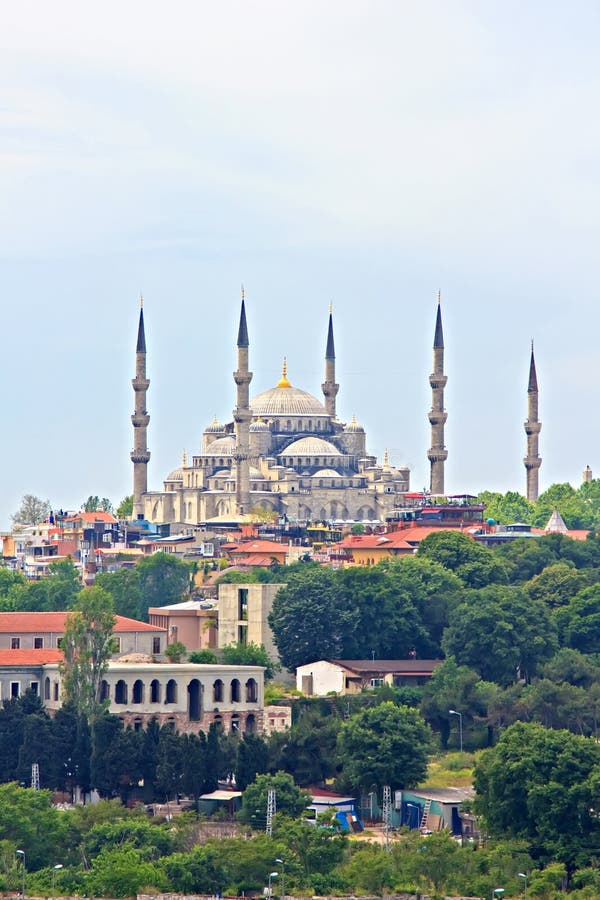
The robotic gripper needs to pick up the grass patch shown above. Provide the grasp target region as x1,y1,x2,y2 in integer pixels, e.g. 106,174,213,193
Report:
418,751,479,788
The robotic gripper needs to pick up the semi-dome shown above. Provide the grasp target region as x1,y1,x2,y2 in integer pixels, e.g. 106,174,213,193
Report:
203,435,235,456
250,360,327,418
281,437,341,456
313,468,342,477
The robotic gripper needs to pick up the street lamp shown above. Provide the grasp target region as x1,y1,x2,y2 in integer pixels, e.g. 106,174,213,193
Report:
268,872,278,898
518,872,528,897
448,708,463,753
275,858,285,900
15,850,25,900
52,864,63,899
492,890,504,900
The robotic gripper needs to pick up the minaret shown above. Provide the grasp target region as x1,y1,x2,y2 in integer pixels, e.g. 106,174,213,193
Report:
322,304,339,419
524,342,542,501
131,297,150,519
427,292,448,494
233,288,253,515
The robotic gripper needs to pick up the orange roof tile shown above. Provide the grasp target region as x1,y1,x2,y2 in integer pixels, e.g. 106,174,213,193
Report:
228,540,287,554
0,612,165,633
0,649,63,666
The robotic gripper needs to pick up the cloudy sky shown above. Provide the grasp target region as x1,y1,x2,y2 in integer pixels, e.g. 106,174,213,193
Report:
1,1,600,527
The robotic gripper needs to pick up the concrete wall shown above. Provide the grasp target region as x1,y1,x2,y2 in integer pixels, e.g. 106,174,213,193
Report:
218,583,282,659
296,660,344,695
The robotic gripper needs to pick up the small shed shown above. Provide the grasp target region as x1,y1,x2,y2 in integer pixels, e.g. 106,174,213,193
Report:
196,789,242,816
307,789,363,832
398,787,473,835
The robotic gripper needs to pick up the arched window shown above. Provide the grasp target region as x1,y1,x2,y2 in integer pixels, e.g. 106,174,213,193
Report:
133,719,143,732
132,680,144,704
231,679,240,703
44,677,50,700
115,680,128,704
165,679,177,704
213,679,223,703
246,713,256,734
188,679,201,721
53,682,59,701
231,715,240,733
246,678,258,703
213,714,223,730
100,680,110,702
150,679,161,703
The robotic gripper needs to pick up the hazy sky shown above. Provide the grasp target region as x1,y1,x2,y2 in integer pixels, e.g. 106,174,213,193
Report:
2,1,600,528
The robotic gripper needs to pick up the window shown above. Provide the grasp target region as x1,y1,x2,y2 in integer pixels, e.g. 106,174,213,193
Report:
44,677,50,700
152,637,161,654
165,679,177,703
10,637,20,649
370,678,385,688
231,679,240,703
132,680,144,703
10,682,20,698
34,637,43,649
53,682,59,701
213,679,223,703
150,679,161,703
56,638,63,649
246,678,258,702
113,637,121,653
115,680,128,704
29,681,39,695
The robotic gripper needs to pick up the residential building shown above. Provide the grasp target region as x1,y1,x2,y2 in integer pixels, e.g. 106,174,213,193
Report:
296,658,441,696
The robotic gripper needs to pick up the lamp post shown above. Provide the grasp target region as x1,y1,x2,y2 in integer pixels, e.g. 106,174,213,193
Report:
448,708,463,753
275,858,285,900
16,849,25,900
52,864,63,900
492,889,504,900
518,872,528,897
268,872,278,899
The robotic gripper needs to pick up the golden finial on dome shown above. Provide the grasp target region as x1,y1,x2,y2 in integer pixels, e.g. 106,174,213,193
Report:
329,301,333,315
182,448,187,467
241,283,245,301
437,289,441,304
277,357,291,388
140,293,144,308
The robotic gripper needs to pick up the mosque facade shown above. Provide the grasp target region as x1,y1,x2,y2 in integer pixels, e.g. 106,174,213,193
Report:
134,295,429,526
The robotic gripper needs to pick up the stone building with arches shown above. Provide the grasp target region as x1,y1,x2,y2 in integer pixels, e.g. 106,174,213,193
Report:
41,660,264,734
137,298,413,526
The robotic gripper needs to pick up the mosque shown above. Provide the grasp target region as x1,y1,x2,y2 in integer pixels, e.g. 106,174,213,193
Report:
130,291,542,527
131,293,455,527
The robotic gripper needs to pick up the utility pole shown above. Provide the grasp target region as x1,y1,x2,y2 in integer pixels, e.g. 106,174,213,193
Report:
382,785,392,852
266,789,276,836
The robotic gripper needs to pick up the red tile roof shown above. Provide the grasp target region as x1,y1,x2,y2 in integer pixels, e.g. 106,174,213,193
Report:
63,511,117,524
0,649,63,665
0,612,165,633
227,540,288,555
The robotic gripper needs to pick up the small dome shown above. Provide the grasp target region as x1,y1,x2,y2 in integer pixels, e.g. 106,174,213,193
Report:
281,436,341,456
213,468,230,478
250,418,270,432
249,466,264,479
313,468,342,477
203,435,235,456
166,468,184,482
344,415,365,433
205,416,224,433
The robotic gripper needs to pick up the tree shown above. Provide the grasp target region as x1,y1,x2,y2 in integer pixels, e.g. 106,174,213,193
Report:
442,584,558,685
270,706,341,786
0,783,67,870
60,586,117,721
417,530,508,587
165,641,187,662
524,561,591,608
239,771,310,825
337,702,432,793
11,494,51,526
83,496,114,513
91,716,141,801
137,552,190,613
555,583,600,653
474,721,600,871
269,566,352,670
477,489,535,526
420,656,499,749
235,733,269,791
189,649,218,663
116,495,134,519
222,641,278,680
96,566,143,620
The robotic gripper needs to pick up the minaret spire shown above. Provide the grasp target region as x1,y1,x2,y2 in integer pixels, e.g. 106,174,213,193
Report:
233,287,253,515
524,341,542,501
131,298,151,519
322,306,339,419
427,291,448,494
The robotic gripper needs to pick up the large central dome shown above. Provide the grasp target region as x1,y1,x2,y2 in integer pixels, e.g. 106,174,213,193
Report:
251,385,327,418
250,361,327,418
